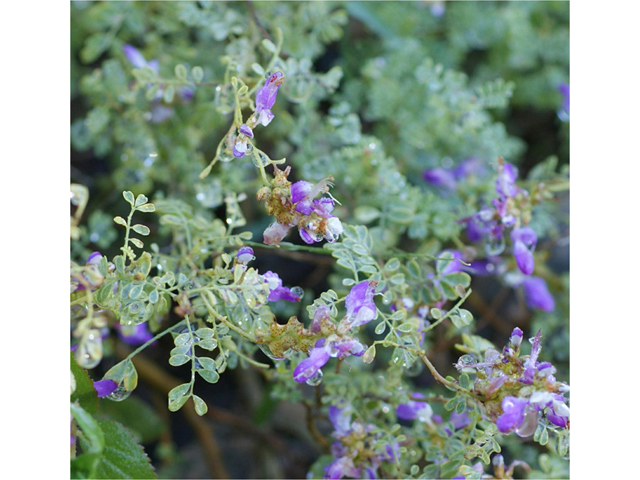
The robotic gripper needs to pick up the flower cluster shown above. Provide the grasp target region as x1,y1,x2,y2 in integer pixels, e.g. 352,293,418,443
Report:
257,165,344,245
463,159,555,312
234,246,301,302
231,71,284,158
293,280,377,383
323,404,399,479
455,328,569,436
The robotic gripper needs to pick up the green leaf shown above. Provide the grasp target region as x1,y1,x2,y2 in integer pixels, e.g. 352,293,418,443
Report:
71,402,104,478
362,345,376,364
197,368,220,384
131,224,150,236
80,33,110,63
261,38,277,52
168,383,191,412
136,203,156,213
113,216,127,226
163,84,175,103
71,352,98,414
192,395,208,416
93,419,157,479
396,323,415,333
130,237,144,249
174,64,188,80
123,191,135,206
192,66,204,83
169,354,190,367
122,360,138,392
383,258,400,272
450,309,474,329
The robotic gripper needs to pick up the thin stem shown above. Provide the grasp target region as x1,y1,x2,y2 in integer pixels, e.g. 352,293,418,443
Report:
185,316,197,395
125,319,188,361
244,240,333,255
418,352,482,401
200,291,256,342
420,288,473,335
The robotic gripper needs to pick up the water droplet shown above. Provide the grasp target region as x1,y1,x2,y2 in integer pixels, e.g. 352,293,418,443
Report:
258,344,284,360
251,151,269,168
75,331,103,369
458,354,477,367
485,236,505,256
515,407,539,437
305,369,323,386
106,385,132,402
290,286,304,299
218,152,233,163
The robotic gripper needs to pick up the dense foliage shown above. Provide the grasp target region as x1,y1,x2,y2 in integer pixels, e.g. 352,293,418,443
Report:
70,2,570,479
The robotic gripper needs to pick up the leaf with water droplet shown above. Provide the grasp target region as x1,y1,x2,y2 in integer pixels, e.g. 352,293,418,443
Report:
168,383,191,412
362,345,376,364
374,321,386,335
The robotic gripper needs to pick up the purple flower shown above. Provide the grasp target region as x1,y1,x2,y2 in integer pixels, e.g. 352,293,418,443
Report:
453,157,485,179
344,280,377,328
324,456,361,480
396,393,434,423
232,140,248,158
522,276,555,312
116,322,154,346
293,339,331,383
438,249,465,275
93,379,118,398
529,391,570,428
236,246,255,264
310,305,330,333
123,45,159,71
495,162,520,198
86,251,103,265
511,227,537,275
450,409,473,430
322,404,398,479
239,123,254,137
232,125,254,158
496,396,529,433
520,330,542,385
423,168,457,190
254,71,284,127
263,271,301,302
329,404,354,436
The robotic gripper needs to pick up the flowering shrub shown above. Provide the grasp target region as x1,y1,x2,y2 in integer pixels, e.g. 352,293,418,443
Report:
71,2,569,479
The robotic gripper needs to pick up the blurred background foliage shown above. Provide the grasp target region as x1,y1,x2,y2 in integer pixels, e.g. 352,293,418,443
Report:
71,2,569,478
